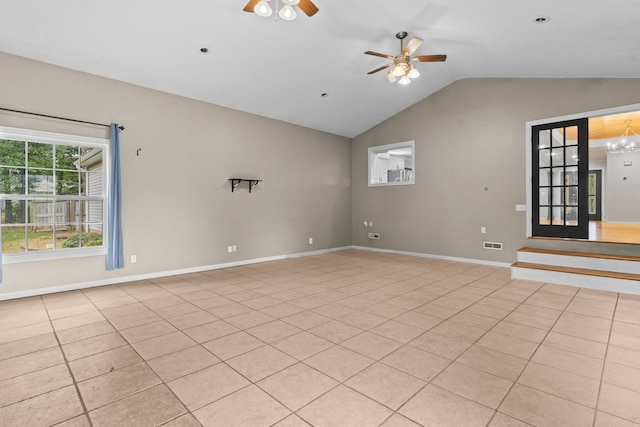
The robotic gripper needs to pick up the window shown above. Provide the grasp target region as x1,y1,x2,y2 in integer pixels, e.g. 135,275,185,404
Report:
0,126,108,262
368,140,415,186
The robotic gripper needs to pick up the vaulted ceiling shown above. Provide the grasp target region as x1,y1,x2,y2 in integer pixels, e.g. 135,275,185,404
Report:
1,0,639,138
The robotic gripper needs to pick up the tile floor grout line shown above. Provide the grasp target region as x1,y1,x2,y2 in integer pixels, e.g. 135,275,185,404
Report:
0,300,69,403
483,282,597,427
85,282,219,425
80,260,478,427
138,279,331,424
69,263,440,424
2,251,637,426
246,263,505,425
386,285,516,424
369,274,531,425
45,293,95,427
77,286,191,423
257,365,340,425
591,291,620,427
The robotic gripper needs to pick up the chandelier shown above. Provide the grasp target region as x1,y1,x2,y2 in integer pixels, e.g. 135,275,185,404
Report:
607,120,639,153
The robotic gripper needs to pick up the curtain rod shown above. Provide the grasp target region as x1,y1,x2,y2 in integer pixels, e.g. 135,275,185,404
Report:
0,107,125,131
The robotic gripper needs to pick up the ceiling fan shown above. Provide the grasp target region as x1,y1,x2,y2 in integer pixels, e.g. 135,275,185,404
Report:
243,0,319,20
365,32,446,85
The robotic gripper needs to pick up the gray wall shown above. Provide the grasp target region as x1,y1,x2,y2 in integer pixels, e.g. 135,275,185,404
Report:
0,52,352,296
351,78,640,263
606,151,640,222
3,53,640,297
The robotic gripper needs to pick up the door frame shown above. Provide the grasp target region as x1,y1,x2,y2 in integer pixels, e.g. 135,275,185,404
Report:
588,169,603,221
525,102,640,238
531,118,589,239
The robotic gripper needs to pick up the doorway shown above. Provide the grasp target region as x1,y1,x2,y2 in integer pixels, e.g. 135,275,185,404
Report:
531,118,589,239
527,103,640,244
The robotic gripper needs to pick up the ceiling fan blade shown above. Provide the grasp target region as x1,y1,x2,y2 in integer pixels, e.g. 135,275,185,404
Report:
298,0,319,16
243,0,260,12
367,64,392,75
364,50,394,59
413,54,447,62
403,37,423,56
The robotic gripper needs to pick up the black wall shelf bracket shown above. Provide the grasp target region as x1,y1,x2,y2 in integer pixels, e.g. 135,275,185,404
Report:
229,178,262,193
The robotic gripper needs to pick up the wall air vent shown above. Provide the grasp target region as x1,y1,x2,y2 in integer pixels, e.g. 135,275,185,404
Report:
483,241,503,250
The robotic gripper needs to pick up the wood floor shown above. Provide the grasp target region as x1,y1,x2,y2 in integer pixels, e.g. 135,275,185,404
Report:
588,221,640,244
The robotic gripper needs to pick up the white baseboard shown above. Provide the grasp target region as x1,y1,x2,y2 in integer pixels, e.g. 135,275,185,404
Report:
0,246,352,301
511,266,640,295
517,251,640,275
0,245,509,301
351,246,512,268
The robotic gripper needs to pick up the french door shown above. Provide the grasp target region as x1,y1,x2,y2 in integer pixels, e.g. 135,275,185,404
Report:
532,118,589,239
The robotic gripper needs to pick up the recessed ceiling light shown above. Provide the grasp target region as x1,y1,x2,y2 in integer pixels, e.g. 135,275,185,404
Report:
199,47,209,54
534,16,550,24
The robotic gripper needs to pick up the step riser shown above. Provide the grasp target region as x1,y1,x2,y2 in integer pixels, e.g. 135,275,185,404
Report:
517,252,640,275
512,267,640,295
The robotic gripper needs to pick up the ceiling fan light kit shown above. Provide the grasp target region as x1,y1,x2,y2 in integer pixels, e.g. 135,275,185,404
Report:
365,31,447,86
279,4,297,20
253,0,272,17
244,0,318,20
242,3,445,88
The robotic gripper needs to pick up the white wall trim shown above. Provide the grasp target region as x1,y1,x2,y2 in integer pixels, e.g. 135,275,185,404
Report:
511,266,640,295
526,102,640,129
0,245,511,301
525,101,640,238
0,246,352,301
352,246,512,268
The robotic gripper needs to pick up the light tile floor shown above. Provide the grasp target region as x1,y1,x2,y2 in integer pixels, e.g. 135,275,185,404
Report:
1,249,640,426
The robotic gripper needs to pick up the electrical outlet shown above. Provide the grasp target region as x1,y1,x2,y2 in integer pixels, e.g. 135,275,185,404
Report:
130,255,137,264
481,227,487,234
368,232,381,239
369,221,373,227
308,237,313,244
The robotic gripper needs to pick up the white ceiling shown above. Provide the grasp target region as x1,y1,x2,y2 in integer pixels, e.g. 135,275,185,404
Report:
1,0,640,138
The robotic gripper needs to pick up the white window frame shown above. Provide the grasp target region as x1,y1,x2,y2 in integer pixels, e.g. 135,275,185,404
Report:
0,126,109,264
368,140,415,187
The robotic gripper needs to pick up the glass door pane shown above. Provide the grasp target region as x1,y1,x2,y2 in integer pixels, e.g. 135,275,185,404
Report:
532,119,588,238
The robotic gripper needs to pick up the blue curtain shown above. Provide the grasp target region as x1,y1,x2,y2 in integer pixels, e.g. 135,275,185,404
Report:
106,123,124,270
0,224,3,283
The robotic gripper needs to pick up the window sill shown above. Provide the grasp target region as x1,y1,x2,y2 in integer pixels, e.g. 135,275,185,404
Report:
2,247,106,264
368,181,415,187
